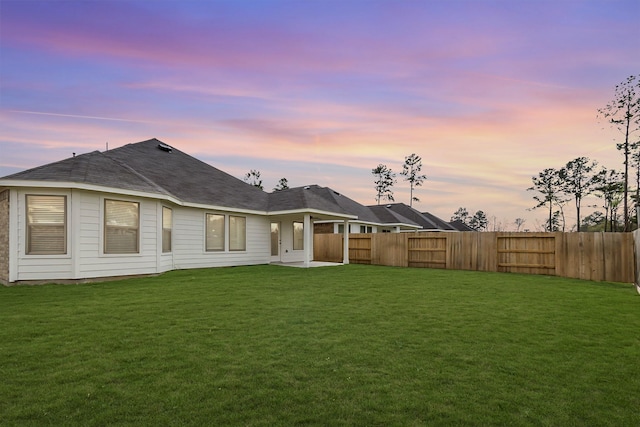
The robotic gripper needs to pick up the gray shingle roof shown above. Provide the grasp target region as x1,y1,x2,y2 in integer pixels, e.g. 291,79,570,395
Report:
367,203,456,231
276,186,419,227
448,219,476,231
421,211,458,231
267,185,350,215
2,138,268,211
0,139,453,229
367,205,420,227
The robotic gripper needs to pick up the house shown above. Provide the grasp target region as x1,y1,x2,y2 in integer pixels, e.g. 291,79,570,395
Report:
448,219,476,231
0,138,460,285
0,139,360,284
312,188,422,234
312,199,456,235
369,203,457,232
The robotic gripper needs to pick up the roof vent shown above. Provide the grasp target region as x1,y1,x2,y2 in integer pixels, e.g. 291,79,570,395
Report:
333,191,340,196
157,143,173,153
304,186,310,190
386,205,392,208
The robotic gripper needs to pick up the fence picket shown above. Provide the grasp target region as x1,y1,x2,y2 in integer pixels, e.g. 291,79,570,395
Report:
313,231,636,283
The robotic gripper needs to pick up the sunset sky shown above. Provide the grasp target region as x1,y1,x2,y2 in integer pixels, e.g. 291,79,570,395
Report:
1,0,639,230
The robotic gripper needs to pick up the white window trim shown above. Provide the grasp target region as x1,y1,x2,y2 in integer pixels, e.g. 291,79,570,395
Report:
229,215,247,252
293,221,304,251
23,193,70,258
162,206,173,254
100,196,142,257
204,212,226,252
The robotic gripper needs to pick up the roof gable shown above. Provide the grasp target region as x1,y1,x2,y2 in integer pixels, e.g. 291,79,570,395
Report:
103,139,268,210
1,139,268,211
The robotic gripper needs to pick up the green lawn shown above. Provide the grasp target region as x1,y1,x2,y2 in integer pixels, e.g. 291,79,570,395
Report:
1,264,639,426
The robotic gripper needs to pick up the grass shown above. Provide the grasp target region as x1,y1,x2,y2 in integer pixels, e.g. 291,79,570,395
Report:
1,264,639,426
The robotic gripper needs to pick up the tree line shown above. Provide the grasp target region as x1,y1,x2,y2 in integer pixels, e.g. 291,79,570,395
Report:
242,153,429,210
528,74,639,232
241,75,637,232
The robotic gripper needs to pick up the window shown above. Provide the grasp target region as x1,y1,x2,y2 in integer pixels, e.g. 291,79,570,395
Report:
162,207,172,253
293,221,304,250
360,225,372,233
271,223,279,256
338,224,344,234
104,199,139,254
229,216,246,251
206,214,225,251
26,195,66,255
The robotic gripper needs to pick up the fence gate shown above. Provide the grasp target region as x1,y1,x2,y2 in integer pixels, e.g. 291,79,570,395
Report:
497,233,556,275
349,235,372,264
408,236,447,269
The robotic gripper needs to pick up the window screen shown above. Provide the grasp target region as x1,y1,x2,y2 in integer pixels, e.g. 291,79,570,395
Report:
229,216,246,251
26,195,66,255
105,199,139,254
162,207,172,253
293,221,304,250
206,214,225,251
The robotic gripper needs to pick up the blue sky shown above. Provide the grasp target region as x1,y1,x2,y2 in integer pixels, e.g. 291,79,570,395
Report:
1,0,639,229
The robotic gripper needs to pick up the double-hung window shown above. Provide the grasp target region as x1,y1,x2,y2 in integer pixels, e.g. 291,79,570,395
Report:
360,225,372,233
206,214,225,251
229,216,246,251
293,221,304,250
162,207,172,253
104,199,139,254
26,195,67,255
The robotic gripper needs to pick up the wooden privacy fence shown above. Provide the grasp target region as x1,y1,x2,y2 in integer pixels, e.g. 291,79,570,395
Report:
314,232,636,283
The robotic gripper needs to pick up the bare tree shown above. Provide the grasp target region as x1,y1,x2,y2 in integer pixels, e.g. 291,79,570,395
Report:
401,153,427,207
243,169,263,190
372,164,396,205
598,74,640,231
514,218,526,232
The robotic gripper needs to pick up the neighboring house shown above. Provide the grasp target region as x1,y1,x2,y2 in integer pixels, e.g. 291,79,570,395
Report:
314,202,457,234
0,139,358,284
312,188,422,234
370,203,457,232
448,219,476,231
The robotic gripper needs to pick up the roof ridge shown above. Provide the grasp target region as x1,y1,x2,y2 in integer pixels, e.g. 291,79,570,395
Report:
102,150,180,200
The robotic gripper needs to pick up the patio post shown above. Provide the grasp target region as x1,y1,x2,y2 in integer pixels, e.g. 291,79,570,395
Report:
304,213,312,267
343,219,350,265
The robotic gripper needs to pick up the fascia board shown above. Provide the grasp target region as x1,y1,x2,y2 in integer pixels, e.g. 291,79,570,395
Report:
384,223,422,229
312,219,421,229
0,180,268,216
267,208,357,219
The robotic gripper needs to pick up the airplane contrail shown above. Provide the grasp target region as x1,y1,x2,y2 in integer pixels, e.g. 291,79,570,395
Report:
9,110,150,123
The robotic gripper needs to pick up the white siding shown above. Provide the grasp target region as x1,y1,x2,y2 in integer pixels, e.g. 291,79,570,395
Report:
172,207,270,269
76,191,158,278
158,204,174,273
12,188,272,282
15,188,73,281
